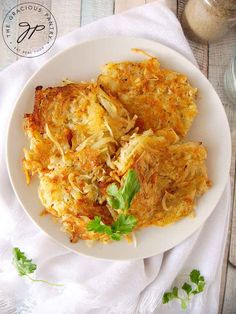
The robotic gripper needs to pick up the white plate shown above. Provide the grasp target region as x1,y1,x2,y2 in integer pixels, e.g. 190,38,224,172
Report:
6,37,231,260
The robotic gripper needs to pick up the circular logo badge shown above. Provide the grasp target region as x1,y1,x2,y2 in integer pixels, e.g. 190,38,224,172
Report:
2,2,57,58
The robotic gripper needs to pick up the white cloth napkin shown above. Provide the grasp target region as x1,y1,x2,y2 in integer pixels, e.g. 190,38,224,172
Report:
0,1,231,313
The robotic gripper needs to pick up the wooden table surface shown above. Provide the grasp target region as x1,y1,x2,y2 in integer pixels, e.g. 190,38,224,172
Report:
1,0,235,313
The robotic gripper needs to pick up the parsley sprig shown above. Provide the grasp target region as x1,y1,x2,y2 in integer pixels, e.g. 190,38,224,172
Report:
162,269,206,310
87,214,137,241
107,169,140,211
13,248,63,286
87,169,140,241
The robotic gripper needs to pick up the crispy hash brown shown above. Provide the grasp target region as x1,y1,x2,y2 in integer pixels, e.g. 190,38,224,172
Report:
23,53,211,243
98,56,198,137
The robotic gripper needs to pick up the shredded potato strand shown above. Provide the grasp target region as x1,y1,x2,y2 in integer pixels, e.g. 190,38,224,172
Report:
45,124,65,163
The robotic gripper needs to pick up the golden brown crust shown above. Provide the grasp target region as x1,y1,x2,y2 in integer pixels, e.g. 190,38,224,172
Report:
98,59,198,137
130,142,210,228
25,83,92,134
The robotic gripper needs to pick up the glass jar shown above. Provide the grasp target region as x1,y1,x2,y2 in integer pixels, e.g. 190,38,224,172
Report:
182,0,236,43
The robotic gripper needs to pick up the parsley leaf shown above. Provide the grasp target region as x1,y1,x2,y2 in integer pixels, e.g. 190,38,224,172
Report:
190,269,205,294
107,184,125,210
12,248,63,286
87,216,112,235
107,169,140,211
13,247,37,276
197,280,205,293
162,269,206,310
190,269,201,284
112,214,137,235
162,292,173,304
172,287,179,297
162,287,178,305
182,282,192,295
87,214,137,241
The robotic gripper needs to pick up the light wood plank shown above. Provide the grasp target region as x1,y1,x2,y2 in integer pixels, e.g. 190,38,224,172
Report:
81,0,114,26
229,154,236,266
222,264,236,314
51,0,81,37
219,227,232,314
114,0,145,14
115,0,177,15
0,0,18,69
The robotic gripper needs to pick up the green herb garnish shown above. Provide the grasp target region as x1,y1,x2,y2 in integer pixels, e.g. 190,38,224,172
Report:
87,214,137,241
162,269,205,310
107,169,140,211
87,169,140,240
13,247,63,286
